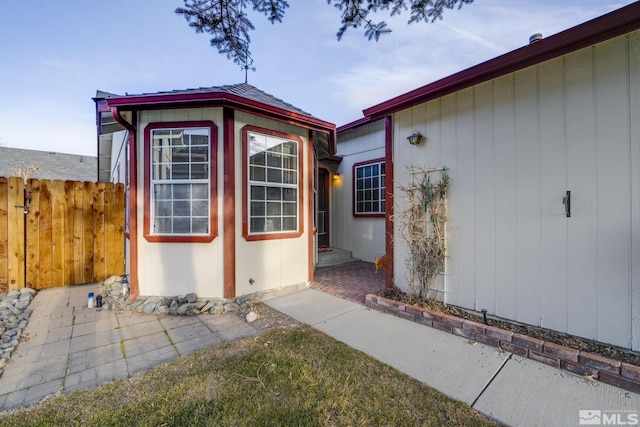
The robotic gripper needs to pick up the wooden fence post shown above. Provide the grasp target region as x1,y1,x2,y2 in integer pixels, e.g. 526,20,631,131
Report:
7,177,24,290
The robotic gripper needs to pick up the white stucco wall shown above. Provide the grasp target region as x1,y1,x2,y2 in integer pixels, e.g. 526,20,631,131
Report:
136,108,225,298
233,112,312,297
332,120,386,263
388,31,640,350
133,108,312,299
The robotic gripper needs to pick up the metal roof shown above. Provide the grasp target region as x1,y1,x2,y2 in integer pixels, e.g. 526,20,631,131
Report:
97,83,315,118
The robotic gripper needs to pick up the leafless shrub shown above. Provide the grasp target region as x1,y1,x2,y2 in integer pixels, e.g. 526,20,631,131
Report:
12,164,40,180
398,166,448,299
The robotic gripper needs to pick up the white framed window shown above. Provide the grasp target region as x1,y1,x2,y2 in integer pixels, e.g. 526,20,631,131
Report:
354,159,385,217
243,126,302,240
144,121,217,242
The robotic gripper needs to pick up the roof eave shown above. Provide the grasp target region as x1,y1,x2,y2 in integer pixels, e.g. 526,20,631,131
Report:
106,91,337,155
357,2,640,124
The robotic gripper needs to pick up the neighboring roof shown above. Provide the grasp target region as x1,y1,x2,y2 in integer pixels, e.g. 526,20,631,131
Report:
96,82,337,154
0,147,97,182
339,1,640,132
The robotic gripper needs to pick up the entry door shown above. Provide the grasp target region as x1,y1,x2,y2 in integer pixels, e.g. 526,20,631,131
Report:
317,169,329,247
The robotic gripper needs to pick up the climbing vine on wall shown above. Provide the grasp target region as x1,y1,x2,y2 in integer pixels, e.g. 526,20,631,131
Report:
398,166,449,299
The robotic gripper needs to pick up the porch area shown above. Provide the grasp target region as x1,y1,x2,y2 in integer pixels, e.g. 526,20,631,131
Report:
312,256,387,305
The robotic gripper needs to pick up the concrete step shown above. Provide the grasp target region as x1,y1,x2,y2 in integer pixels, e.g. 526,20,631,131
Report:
316,248,359,269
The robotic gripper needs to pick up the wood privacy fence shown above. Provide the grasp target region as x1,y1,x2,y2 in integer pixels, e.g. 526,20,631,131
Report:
0,177,125,292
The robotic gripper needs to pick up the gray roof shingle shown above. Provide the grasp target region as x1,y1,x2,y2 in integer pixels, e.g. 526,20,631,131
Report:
0,147,97,182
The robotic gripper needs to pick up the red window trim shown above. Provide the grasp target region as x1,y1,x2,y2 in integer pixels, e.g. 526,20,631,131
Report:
353,157,386,218
143,121,218,243
242,125,304,241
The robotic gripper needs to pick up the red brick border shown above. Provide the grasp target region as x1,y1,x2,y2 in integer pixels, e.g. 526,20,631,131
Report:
365,294,640,394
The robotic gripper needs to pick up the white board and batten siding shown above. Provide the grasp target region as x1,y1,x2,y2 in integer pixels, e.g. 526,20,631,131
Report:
332,120,386,263
391,31,640,350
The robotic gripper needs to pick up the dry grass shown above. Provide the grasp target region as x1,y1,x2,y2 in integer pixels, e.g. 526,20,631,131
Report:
0,325,499,427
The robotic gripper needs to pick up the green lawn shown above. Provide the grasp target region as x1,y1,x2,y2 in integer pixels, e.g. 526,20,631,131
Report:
0,325,500,426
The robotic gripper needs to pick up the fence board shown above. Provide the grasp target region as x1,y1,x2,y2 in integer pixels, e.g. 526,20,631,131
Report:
39,180,53,288
7,177,24,290
72,182,84,284
26,179,40,289
64,181,75,286
113,183,125,275
51,180,65,287
105,183,116,276
0,178,8,291
93,183,106,282
82,182,94,283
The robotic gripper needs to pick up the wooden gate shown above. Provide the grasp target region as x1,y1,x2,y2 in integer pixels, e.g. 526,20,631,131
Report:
0,177,125,291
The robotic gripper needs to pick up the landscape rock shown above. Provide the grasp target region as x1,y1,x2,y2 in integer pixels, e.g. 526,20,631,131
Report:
0,286,36,379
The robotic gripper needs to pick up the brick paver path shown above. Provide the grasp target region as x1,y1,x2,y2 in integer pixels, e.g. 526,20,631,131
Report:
311,261,387,304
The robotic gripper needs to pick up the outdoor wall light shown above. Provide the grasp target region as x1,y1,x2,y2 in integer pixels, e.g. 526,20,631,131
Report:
407,130,423,145
332,173,341,180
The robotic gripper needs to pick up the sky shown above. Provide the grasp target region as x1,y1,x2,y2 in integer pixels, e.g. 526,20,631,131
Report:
0,0,636,156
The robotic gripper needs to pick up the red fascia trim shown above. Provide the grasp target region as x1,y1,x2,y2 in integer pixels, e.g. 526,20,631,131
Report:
142,120,219,243
109,107,139,300
384,116,394,289
360,2,640,122
307,131,315,282
223,108,236,299
337,117,371,133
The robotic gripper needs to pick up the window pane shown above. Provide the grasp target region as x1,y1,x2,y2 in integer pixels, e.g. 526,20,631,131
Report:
266,218,281,232
250,166,265,182
282,217,297,231
173,164,189,179
266,153,281,167
267,202,281,216
174,201,190,216
267,168,282,183
191,164,207,179
251,186,266,200
155,217,172,233
192,218,208,233
281,141,296,155
153,161,171,180
192,200,208,216
173,184,190,199
251,218,265,233
192,184,208,199
267,187,281,200
283,188,296,201
155,201,172,216
155,184,172,199
191,146,208,162
173,218,190,233
251,201,265,216
283,202,296,215
283,170,297,185
150,126,211,236
172,147,189,163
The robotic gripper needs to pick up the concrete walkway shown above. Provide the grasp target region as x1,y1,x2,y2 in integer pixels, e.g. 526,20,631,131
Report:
0,283,285,411
264,288,640,427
